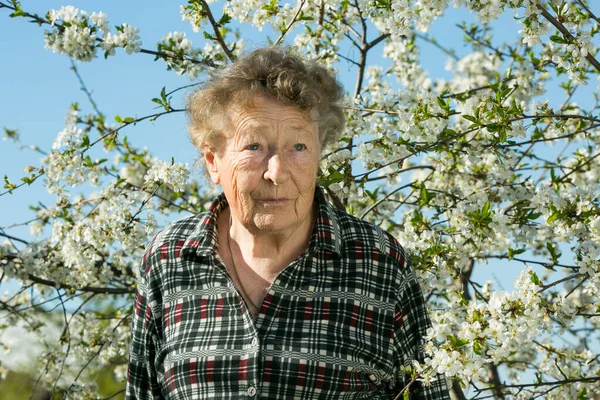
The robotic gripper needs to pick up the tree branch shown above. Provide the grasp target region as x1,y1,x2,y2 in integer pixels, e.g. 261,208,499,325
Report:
538,272,587,293
274,0,307,46
537,3,600,73
0,257,133,294
0,1,219,67
575,0,600,25
200,0,235,62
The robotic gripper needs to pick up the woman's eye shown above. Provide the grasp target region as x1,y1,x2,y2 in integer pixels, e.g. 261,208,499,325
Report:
294,143,306,151
246,144,260,151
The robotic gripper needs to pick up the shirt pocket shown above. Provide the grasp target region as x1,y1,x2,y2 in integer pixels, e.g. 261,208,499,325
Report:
261,355,390,399
265,294,394,389
162,291,244,350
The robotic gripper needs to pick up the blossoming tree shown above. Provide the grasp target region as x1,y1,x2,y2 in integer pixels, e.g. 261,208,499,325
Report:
1,0,600,398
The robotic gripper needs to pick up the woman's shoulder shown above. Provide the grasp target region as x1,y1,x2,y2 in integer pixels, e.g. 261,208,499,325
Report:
145,211,211,253
331,207,408,267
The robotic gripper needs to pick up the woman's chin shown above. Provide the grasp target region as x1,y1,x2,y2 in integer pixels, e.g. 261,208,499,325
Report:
250,213,302,234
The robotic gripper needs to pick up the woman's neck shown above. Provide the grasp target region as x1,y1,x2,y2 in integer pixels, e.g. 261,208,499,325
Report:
220,206,314,279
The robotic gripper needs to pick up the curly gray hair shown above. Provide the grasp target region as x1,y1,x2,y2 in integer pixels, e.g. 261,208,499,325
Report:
186,46,346,155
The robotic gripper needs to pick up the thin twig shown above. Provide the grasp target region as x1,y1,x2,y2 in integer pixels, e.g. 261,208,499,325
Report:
64,314,130,396
537,3,600,72
575,0,600,24
50,289,71,394
538,273,587,293
556,150,600,184
274,0,307,46
565,274,589,298
0,1,218,68
0,259,134,294
70,60,101,115
200,0,235,61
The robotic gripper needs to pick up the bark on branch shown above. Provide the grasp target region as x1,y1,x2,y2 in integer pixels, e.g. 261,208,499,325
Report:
537,3,600,73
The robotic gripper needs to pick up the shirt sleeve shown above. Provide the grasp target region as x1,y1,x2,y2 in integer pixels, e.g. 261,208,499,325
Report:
126,246,164,400
391,267,450,400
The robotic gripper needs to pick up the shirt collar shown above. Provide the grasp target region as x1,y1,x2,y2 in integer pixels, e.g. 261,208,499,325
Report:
311,186,343,255
180,186,343,259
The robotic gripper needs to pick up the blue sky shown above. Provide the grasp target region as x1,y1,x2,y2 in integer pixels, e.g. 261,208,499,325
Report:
0,1,585,291
0,1,510,235
3,1,596,383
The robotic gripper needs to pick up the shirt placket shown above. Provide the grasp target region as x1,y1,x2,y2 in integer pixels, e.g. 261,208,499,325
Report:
241,296,261,398
209,252,262,399
253,253,316,398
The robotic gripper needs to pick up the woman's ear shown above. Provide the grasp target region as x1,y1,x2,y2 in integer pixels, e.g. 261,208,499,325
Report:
203,145,221,185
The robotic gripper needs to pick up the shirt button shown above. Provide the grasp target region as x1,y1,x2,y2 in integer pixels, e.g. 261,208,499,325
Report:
251,337,258,346
247,386,257,397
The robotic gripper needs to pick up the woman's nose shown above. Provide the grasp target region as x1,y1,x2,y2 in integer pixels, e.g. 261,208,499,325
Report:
263,153,290,185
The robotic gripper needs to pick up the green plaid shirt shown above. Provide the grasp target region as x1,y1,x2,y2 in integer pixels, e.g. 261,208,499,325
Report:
126,187,450,399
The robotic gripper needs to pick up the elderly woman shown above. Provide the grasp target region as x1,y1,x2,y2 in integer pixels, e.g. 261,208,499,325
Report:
126,47,449,399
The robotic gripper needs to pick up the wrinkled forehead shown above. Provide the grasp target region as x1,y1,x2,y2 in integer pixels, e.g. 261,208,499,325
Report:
223,95,319,136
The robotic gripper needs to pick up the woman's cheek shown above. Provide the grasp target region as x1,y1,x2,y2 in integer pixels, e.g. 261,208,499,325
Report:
240,152,265,168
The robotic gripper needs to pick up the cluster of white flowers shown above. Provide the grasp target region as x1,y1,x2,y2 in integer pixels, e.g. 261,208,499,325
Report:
158,31,204,78
51,124,84,151
5,0,600,397
225,0,310,31
45,11,98,61
44,6,141,61
102,24,142,56
45,152,100,193
180,0,216,33
44,110,104,193
382,39,431,90
144,159,190,192
422,269,549,386
372,0,448,37
443,51,502,92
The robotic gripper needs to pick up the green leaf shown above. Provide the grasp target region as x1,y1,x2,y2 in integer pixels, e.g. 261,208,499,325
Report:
123,117,135,123
418,184,435,207
3,128,19,141
3,175,16,192
508,247,526,260
436,96,449,111
447,335,469,349
365,188,379,201
372,0,391,10
482,202,491,217
298,13,314,21
82,134,90,147
549,35,566,44
317,167,345,186
261,0,278,12
486,123,503,133
218,12,232,26
530,272,540,285
462,114,480,124
546,242,562,264
473,340,485,356
547,212,560,224
114,115,123,123
9,3,25,18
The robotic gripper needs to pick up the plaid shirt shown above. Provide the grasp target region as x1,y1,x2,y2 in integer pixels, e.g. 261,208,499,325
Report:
126,187,450,399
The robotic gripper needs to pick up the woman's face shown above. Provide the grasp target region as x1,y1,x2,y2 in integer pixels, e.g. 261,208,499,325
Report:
205,96,320,236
